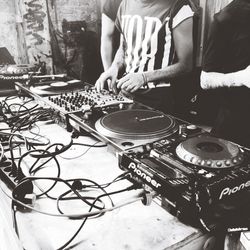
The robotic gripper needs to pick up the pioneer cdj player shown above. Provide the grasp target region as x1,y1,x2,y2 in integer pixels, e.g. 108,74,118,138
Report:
119,126,250,231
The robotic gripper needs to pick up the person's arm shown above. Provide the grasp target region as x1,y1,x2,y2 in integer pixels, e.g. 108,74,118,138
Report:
201,66,250,89
95,36,126,92
117,17,193,93
101,13,116,71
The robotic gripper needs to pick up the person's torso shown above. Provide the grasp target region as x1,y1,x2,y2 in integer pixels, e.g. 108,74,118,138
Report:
118,0,176,73
216,0,250,112
215,0,250,73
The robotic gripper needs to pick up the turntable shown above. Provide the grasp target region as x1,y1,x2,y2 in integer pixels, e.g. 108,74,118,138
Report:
68,101,180,152
94,109,178,151
95,109,177,140
29,79,84,96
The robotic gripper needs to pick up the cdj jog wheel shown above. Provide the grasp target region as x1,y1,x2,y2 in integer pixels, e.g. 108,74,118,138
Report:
176,135,244,169
95,109,177,140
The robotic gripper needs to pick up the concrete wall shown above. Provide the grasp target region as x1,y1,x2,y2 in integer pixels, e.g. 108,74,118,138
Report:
51,0,100,33
0,0,19,63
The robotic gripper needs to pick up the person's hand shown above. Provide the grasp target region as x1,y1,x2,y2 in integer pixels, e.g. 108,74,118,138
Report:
117,73,146,93
95,67,119,92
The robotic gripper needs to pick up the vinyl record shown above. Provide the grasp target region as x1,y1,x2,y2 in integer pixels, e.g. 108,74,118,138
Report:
50,81,69,87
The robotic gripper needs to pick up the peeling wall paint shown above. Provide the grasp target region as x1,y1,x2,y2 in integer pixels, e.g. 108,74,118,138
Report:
20,0,52,72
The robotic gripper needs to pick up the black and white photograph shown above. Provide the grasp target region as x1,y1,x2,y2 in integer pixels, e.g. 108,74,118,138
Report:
0,0,249,249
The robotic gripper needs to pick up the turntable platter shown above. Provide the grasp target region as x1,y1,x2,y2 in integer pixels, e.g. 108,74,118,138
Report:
176,135,244,169
95,109,177,140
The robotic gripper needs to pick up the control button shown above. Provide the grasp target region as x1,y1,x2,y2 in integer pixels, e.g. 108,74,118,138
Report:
190,157,196,163
238,156,243,161
178,124,187,135
225,160,231,166
205,173,214,178
233,158,238,164
198,169,206,174
186,124,198,130
216,161,222,167
206,160,212,166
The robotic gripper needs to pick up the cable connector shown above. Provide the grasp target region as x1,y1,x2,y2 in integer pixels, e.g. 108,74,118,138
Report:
72,180,83,190
141,190,157,206
23,193,36,207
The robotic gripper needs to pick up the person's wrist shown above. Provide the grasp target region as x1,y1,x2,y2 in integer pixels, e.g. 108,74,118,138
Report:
225,72,239,87
108,65,119,76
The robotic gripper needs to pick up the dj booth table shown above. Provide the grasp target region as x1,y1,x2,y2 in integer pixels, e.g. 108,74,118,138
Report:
0,118,211,250
1,81,248,250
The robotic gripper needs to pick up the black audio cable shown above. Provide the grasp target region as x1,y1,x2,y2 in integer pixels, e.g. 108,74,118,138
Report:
56,184,138,250
17,149,61,198
1,170,143,250
193,181,212,232
29,139,73,159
